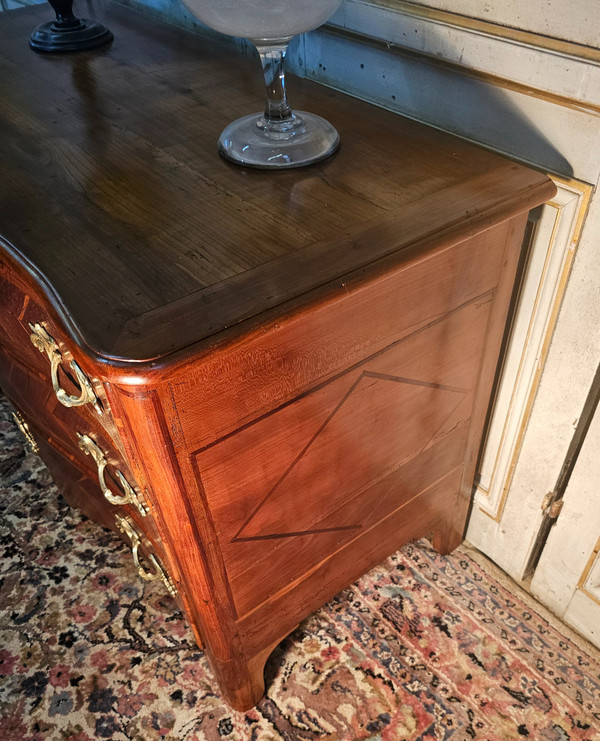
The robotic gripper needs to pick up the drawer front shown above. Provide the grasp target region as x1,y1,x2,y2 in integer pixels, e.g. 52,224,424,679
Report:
0,263,110,428
1,351,151,531
9,401,176,603
36,434,180,608
192,293,493,618
0,265,191,636
75,431,150,520
0,270,59,377
0,348,138,497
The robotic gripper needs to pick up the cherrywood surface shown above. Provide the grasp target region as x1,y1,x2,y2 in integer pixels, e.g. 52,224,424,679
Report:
1,3,553,363
0,2,556,711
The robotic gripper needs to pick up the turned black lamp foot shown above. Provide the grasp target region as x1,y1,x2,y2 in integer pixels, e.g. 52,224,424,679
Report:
30,0,113,53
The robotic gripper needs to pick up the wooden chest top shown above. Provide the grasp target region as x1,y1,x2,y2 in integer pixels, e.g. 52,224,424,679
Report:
0,3,552,363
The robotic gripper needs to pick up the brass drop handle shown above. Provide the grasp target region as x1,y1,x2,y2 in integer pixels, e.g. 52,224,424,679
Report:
115,514,177,597
77,433,149,517
12,411,40,455
29,322,103,415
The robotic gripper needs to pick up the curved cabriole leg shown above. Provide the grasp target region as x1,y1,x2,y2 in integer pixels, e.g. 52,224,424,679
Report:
29,0,113,53
210,641,282,711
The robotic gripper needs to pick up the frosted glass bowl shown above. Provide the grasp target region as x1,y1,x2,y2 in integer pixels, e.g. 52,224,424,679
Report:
182,0,343,41
182,0,344,168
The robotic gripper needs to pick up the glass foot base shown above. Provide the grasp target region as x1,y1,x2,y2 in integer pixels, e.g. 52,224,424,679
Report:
218,111,340,169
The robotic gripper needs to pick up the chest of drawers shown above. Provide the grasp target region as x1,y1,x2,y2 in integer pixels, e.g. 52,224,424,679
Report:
0,3,555,709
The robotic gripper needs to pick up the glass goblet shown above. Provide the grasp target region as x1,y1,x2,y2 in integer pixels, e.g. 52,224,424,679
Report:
181,0,344,168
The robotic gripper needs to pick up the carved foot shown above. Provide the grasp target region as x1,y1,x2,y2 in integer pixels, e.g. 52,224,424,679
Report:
210,641,280,711
432,520,464,556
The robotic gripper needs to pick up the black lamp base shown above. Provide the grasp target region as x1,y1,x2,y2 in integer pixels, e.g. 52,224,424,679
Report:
29,17,113,53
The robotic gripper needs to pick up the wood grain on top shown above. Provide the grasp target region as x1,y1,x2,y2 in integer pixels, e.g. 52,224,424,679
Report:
0,3,554,362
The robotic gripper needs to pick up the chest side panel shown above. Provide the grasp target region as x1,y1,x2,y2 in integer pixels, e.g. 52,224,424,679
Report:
163,223,512,622
196,293,491,617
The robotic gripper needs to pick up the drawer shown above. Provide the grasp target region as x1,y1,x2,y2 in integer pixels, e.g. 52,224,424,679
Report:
0,268,53,376
74,429,151,521
114,512,178,601
1,352,149,521
0,336,126,469
42,437,181,612
26,318,108,420
10,402,179,606
0,262,110,429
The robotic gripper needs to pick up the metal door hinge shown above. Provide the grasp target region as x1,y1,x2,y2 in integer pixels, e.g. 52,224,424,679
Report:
541,491,563,520
548,499,564,519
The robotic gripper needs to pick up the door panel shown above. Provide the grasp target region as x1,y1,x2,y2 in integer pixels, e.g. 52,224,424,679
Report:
530,399,600,648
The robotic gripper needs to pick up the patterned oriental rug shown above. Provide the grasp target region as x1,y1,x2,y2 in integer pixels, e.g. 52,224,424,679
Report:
1,395,599,741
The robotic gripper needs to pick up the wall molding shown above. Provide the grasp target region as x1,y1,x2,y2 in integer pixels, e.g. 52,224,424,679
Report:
328,0,600,112
368,0,600,63
323,24,600,116
578,535,600,607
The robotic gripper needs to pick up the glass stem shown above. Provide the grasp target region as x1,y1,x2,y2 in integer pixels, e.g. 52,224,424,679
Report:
255,40,294,125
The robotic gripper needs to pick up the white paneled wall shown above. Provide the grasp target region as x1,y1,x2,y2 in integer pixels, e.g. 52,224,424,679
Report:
390,0,600,47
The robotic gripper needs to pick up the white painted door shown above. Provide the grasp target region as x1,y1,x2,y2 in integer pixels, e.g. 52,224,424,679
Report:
529,397,600,649
466,182,600,649
466,179,597,577
462,171,600,652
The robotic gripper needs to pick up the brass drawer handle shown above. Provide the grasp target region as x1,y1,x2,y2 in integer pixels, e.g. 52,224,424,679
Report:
12,411,40,455
29,323,103,415
115,514,177,597
77,433,149,517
